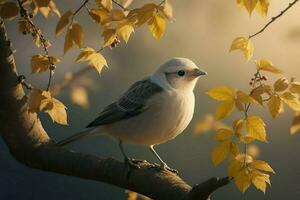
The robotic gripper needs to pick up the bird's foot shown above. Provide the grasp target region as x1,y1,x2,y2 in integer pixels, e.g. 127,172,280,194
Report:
149,162,178,174
124,158,147,178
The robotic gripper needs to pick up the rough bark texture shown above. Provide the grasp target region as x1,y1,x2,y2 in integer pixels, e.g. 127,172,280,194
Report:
0,20,229,200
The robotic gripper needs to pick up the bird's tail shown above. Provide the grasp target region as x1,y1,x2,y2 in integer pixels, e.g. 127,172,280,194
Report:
56,129,93,146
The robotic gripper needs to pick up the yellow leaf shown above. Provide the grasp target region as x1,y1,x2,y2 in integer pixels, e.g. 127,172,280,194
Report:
250,160,275,173
49,1,60,17
76,47,108,74
211,140,231,165
127,3,158,27
290,82,300,94
40,94,68,125
236,90,257,104
117,21,134,43
207,86,235,101
64,27,73,53
215,100,234,120
110,9,126,21
148,13,166,39
242,0,259,15
230,141,240,157
70,86,89,108
228,159,243,177
250,85,272,104
268,94,283,118
274,77,289,92
213,128,232,141
0,2,19,20
102,28,117,47
280,92,300,111
31,54,60,73
229,36,254,62
55,10,73,36
255,0,269,17
98,0,112,10
255,59,284,74
251,170,271,193
70,23,83,48
246,115,266,142
235,168,251,193
88,8,109,24
31,54,49,73
291,112,300,134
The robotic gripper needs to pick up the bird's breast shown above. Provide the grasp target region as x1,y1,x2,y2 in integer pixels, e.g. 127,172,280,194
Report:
104,90,195,146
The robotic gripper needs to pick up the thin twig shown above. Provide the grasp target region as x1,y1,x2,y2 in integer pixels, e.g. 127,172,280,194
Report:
16,0,54,91
249,0,299,39
112,0,127,10
74,0,89,16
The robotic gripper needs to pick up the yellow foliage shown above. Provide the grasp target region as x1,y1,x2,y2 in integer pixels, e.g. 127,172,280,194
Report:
211,140,231,165
290,82,300,94
28,89,68,125
102,28,117,47
246,115,266,142
230,37,254,62
117,20,134,43
268,94,283,118
76,47,108,74
88,8,110,24
274,77,289,92
215,100,234,120
55,10,73,36
31,54,60,73
148,13,166,39
207,86,235,101
213,128,232,141
255,59,284,74
64,23,84,53
237,0,269,16
280,92,300,112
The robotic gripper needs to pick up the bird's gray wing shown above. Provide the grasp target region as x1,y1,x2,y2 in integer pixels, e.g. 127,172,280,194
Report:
86,79,163,127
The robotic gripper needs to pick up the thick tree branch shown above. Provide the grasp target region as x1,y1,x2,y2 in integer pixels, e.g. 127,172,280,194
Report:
0,20,229,199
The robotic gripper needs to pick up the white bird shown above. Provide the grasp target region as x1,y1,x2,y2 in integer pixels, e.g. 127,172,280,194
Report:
57,57,207,172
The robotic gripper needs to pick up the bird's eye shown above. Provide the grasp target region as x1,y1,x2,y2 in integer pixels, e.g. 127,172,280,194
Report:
177,70,185,76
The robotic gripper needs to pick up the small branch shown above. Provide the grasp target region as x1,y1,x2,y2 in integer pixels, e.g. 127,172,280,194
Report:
249,0,299,39
15,0,55,91
72,0,89,22
112,0,127,10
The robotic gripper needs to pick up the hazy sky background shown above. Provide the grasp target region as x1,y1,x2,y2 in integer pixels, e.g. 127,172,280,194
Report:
1,0,300,199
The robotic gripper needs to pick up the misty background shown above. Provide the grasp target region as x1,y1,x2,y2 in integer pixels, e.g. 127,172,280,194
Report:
1,0,300,199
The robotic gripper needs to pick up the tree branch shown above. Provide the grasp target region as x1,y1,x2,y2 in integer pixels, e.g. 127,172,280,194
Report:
0,20,229,199
249,0,299,39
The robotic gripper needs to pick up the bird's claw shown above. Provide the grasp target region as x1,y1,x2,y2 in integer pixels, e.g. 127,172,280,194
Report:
124,158,147,178
149,162,178,174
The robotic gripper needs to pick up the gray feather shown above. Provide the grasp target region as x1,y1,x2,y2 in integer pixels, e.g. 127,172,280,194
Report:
86,78,163,128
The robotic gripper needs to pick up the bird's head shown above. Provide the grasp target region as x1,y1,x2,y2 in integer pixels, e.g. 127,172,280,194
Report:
151,57,207,91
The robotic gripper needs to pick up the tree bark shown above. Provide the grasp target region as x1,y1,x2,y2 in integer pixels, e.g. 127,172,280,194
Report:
0,20,229,200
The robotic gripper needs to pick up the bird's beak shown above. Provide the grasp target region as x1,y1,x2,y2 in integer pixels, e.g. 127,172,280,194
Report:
191,69,207,77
